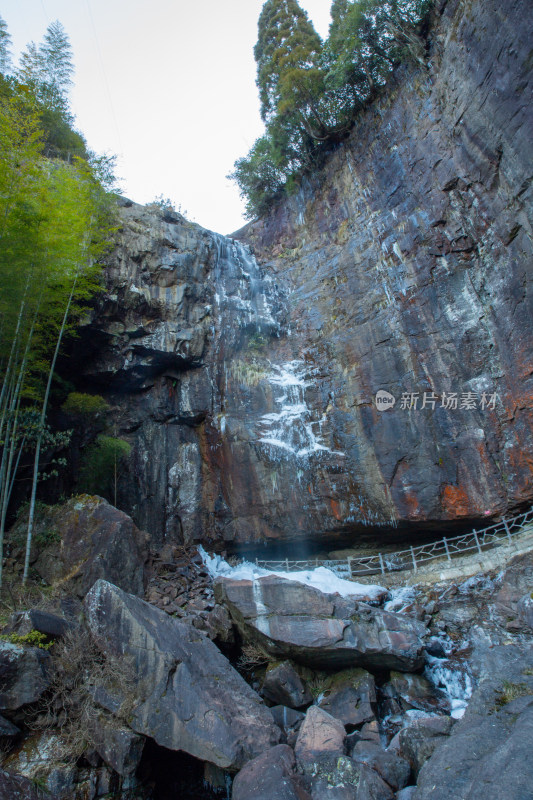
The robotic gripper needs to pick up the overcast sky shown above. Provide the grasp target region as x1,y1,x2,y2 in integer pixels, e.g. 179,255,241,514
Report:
3,1,332,234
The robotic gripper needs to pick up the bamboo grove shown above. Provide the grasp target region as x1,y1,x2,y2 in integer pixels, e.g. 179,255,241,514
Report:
0,17,117,584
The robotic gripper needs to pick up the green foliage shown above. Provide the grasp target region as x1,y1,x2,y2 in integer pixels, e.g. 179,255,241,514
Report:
33,526,61,548
255,0,323,125
0,15,119,586
17,20,74,117
79,435,131,503
231,0,434,218
0,14,12,74
248,332,267,352
62,392,109,416
0,629,53,649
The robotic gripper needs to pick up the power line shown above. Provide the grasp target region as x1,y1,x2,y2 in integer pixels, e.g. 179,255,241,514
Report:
40,0,49,24
84,0,124,154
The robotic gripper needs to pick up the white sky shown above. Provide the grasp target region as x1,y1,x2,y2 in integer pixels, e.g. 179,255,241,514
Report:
3,0,333,234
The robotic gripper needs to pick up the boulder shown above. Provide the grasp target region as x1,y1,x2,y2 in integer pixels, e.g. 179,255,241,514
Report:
262,661,312,708
307,755,361,799
305,757,395,800
318,668,376,730
381,672,450,715
351,741,411,791
4,609,71,639
0,713,20,737
413,645,533,799
398,716,453,778
84,579,280,770
3,733,79,799
91,719,144,776
356,720,380,745
231,744,311,800
33,495,147,596
270,705,306,734
0,767,53,800
356,764,395,800
396,788,417,800
295,706,345,770
0,642,50,711
204,604,236,644
215,576,427,671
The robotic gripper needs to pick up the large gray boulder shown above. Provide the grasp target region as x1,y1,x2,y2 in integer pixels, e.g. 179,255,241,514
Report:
31,495,148,596
295,706,346,770
84,579,280,770
398,716,453,778
350,741,410,791
0,767,54,800
413,645,533,799
261,661,312,709
215,576,427,671
318,668,376,729
231,744,311,800
0,642,50,711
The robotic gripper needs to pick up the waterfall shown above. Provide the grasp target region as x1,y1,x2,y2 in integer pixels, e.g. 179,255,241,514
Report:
211,234,280,338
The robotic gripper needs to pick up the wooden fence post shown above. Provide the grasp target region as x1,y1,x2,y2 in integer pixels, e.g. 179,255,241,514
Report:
503,517,512,544
255,558,258,565
443,537,452,562
285,558,289,571
379,553,385,575
347,557,352,576
410,546,417,572
473,529,482,555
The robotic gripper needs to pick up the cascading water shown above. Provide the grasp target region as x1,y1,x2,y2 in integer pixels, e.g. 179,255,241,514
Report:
206,230,391,531
211,234,281,343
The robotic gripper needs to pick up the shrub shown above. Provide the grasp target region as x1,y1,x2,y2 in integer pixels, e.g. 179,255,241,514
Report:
61,392,109,415
30,626,137,756
0,629,53,649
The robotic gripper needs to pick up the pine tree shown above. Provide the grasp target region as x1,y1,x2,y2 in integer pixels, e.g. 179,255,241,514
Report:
255,0,323,125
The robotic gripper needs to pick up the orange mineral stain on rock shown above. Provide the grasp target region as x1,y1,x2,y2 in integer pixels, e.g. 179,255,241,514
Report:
441,484,471,517
330,499,342,521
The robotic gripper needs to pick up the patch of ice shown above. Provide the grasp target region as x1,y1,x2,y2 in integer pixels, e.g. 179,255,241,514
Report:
384,585,416,612
425,655,473,720
199,546,385,600
458,573,496,594
257,360,344,459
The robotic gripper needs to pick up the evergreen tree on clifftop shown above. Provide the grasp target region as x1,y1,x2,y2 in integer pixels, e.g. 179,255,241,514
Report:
230,0,434,219
255,0,323,128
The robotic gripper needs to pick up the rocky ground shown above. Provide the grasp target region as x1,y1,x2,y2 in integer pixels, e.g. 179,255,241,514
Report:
0,496,531,799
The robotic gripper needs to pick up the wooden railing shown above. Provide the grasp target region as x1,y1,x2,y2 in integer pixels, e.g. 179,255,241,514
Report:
254,507,533,578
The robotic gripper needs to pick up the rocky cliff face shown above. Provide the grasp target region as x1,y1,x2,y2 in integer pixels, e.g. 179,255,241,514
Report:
72,0,532,550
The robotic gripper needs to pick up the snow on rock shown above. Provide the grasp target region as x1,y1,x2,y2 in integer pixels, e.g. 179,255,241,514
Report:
199,547,386,601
